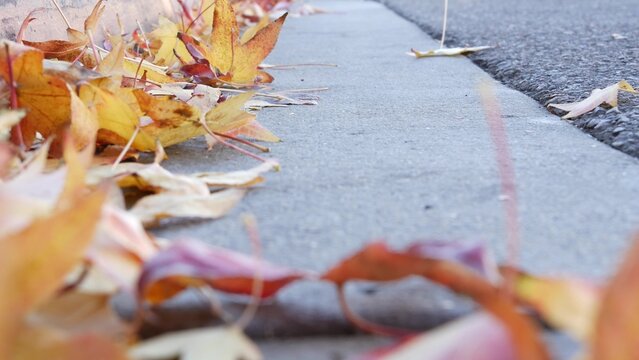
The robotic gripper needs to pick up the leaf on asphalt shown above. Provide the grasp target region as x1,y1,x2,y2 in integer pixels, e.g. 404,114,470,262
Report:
509,269,601,341
591,233,639,360
548,80,637,119
129,326,261,360
137,239,309,305
0,188,106,357
0,40,71,146
321,241,549,360
203,0,287,84
408,46,492,58
130,187,246,226
359,312,516,360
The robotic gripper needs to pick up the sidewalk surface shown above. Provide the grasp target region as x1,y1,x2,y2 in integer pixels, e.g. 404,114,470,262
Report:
133,0,639,353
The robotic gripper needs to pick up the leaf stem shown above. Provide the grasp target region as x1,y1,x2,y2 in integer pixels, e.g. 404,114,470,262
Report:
50,0,72,29
5,44,25,150
111,126,140,169
440,0,449,48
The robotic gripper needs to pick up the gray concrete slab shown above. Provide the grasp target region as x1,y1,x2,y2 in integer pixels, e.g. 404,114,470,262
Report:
380,0,639,157
126,0,639,351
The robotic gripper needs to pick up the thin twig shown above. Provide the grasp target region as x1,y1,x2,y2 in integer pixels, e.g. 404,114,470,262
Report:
50,0,72,29
214,132,270,153
86,30,102,66
136,20,151,55
440,0,449,48
185,1,216,34
111,126,140,169
200,119,269,163
5,44,24,149
133,56,145,88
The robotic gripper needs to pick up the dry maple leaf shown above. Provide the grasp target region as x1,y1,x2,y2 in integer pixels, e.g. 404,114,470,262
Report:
137,239,309,305
548,80,637,119
20,0,105,64
0,40,71,146
129,326,261,360
130,188,246,226
179,0,287,85
507,268,601,341
0,188,107,358
409,46,492,58
148,16,193,67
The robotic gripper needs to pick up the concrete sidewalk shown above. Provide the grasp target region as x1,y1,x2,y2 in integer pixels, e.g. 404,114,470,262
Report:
141,0,639,356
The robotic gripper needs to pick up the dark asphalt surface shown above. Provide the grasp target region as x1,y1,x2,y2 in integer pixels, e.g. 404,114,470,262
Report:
380,0,639,157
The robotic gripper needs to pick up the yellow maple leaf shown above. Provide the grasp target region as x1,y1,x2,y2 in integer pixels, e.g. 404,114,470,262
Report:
209,0,287,84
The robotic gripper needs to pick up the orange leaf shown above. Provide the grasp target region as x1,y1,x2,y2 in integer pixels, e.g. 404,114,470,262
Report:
0,188,107,358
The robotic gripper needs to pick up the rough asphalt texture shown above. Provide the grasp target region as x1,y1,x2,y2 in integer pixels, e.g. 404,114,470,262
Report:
117,0,639,356
380,0,639,157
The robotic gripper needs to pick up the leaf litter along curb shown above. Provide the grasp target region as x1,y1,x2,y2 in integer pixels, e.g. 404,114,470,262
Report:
1,2,636,360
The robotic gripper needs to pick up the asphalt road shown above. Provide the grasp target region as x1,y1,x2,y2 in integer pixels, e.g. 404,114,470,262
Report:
380,0,639,157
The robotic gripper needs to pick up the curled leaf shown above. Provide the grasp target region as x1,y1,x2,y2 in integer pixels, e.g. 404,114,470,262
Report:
548,80,637,119
409,46,492,58
137,239,309,305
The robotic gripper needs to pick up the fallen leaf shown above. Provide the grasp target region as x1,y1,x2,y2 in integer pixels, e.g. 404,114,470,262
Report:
201,0,288,84
591,233,639,359
409,46,492,58
548,80,637,119
510,270,601,341
191,160,279,187
148,16,192,67
78,84,156,151
137,239,309,304
359,312,516,360
0,109,25,140
0,188,107,358
129,326,261,360
21,0,106,64
13,325,128,360
0,40,71,146
322,241,549,360
130,188,246,226
28,292,128,339
139,91,257,147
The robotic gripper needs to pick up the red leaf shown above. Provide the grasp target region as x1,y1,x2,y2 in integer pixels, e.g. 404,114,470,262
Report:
321,241,549,360
137,239,310,305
